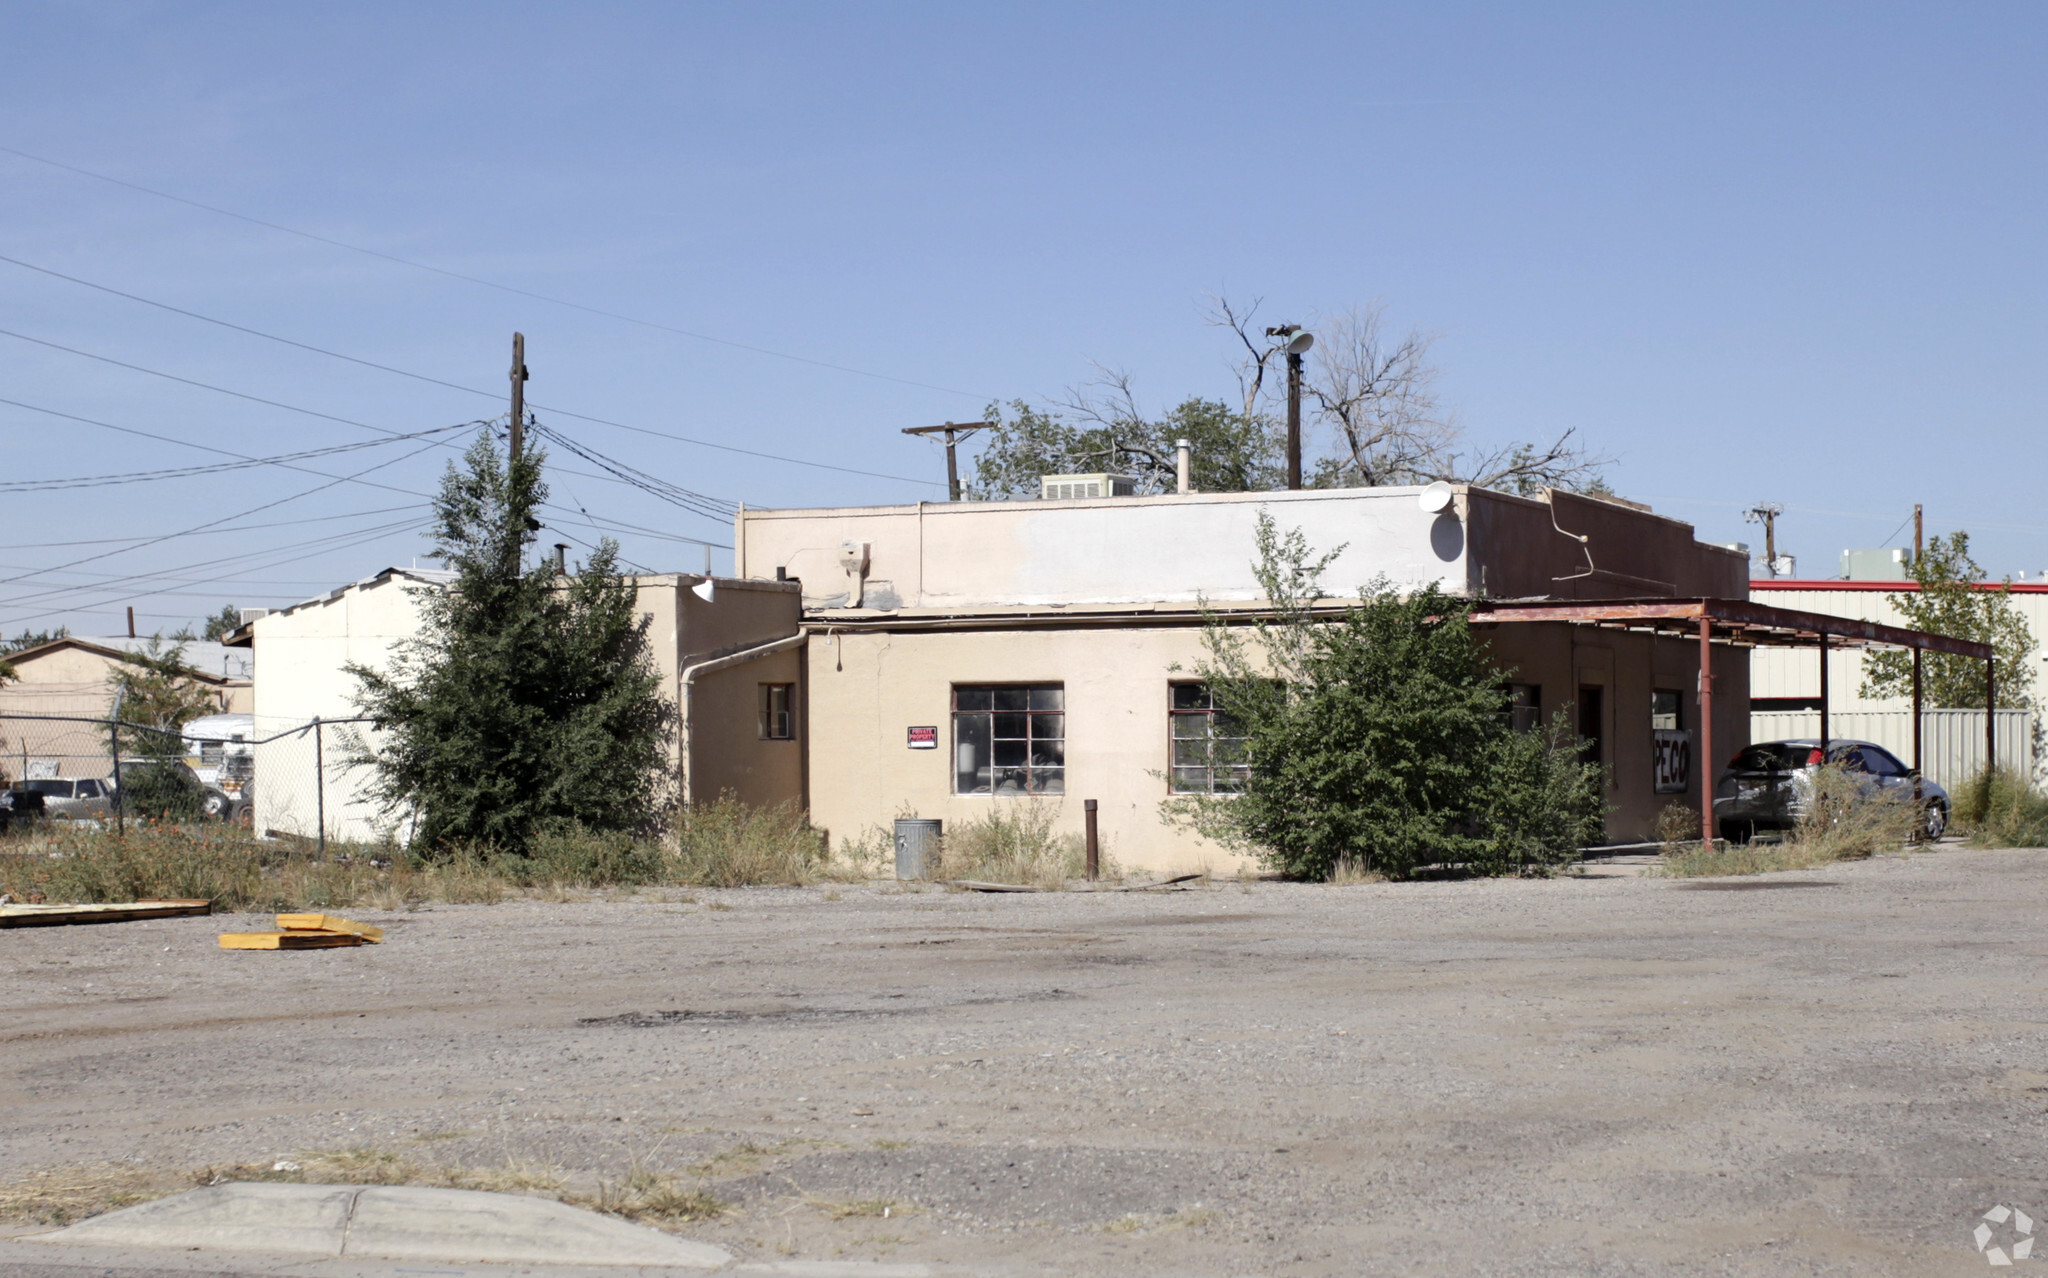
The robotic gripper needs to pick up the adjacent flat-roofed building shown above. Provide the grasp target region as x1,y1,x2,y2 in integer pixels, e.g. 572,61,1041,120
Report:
737,484,1759,871
229,567,802,842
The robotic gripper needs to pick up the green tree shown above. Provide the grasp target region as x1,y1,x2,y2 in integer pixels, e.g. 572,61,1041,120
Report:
348,434,673,852
964,395,1281,499
1861,531,2035,710
1167,513,1605,879
1,626,68,656
107,636,219,747
201,605,243,642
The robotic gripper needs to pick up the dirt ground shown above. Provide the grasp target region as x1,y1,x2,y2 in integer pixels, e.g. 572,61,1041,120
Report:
4,847,2047,1277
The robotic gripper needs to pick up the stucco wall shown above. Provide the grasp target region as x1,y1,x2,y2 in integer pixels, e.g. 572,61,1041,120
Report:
801,620,1746,873
0,644,249,722
740,485,1748,612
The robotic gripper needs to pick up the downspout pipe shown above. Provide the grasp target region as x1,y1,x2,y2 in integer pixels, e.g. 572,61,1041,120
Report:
680,633,806,807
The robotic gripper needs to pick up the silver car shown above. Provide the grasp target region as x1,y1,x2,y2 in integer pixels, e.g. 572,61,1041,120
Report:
1713,738,1949,843
18,776,118,820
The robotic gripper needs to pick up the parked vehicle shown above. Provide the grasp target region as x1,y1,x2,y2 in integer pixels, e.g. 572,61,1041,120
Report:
15,776,117,820
1713,738,1949,844
182,713,255,823
0,788,48,832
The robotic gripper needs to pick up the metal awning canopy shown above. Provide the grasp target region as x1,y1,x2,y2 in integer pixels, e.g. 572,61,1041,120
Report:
1471,596,1997,846
1470,596,1993,659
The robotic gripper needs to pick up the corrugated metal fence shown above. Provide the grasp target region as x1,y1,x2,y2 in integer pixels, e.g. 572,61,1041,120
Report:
1749,709,2036,790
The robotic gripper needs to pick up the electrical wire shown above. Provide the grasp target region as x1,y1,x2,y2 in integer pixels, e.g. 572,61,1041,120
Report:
529,421,734,523
0,503,427,551
0,253,947,488
0,439,446,595
0,143,994,402
0,422,471,493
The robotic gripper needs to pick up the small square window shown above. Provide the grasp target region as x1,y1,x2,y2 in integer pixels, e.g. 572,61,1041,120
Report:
758,683,795,740
1651,689,1682,732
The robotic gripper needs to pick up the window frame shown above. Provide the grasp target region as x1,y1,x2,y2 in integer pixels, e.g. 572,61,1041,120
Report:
1650,688,1684,732
1167,681,1251,795
1505,683,1543,734
757,682,796,741
951,684,1065,796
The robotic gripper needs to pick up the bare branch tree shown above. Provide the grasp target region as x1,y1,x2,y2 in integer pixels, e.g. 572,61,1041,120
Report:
1300,305,1456,488
1211,296,1611,494
1205,295,1283,420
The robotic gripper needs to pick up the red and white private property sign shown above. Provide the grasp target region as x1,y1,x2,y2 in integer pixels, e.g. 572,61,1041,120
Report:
907,726,938,749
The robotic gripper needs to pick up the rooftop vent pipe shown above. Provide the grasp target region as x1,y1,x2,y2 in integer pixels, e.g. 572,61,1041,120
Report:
1175,439,1192,494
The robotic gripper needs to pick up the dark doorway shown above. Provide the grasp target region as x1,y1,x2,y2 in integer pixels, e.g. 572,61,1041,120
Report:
1577,685,1605,766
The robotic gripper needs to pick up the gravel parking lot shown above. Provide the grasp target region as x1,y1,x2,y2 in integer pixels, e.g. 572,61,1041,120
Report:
5,847,2047,1276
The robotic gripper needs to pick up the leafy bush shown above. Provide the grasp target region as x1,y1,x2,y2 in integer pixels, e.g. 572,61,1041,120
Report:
1955,768,2048,848
1169,512,1605,880
116,760,207,822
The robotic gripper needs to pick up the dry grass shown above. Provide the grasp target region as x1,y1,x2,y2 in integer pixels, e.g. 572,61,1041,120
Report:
931,801,1112,889
0,796,871,912
816,1198,900,1219
1957,768,2048,848
0,1163,178,1227
1327,859,1386,886
584,1169,725,1224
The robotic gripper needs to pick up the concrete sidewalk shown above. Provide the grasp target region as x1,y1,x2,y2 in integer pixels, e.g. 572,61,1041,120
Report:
9,1182,969,1275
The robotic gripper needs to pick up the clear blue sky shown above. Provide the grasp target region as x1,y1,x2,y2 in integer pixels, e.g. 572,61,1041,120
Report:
3,2,2044,636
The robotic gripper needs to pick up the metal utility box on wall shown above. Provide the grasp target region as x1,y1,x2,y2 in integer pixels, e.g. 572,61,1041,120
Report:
1040,473,1137,500
894,818,941,880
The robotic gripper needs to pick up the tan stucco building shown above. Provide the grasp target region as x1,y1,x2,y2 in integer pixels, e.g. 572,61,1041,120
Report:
737,484,1752,872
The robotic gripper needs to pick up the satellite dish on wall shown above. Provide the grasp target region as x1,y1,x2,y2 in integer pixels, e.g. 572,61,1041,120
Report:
1418,481,1456,515
692,579,716,603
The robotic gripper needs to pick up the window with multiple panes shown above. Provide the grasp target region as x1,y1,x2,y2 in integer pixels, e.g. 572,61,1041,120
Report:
758,683,795,740
952,685,1064,794
1650,689,1682,731
1169,683,1250,794
1505,683,1542,733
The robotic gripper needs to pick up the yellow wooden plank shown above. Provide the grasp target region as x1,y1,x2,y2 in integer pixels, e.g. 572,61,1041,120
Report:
0,900,213,928
218,931,365,950
275,913,383,943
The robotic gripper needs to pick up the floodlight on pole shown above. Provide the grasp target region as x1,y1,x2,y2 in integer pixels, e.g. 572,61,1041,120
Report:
1266,325,1315,489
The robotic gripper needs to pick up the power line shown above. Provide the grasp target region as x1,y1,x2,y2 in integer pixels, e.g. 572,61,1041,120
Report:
0,422,471,493
0,143,995,401
530,421,734,523
0,504,425,551
0,253,947,488
0,439,446,596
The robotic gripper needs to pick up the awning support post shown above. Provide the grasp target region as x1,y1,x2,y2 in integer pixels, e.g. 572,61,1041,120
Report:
1699,616,1715,846
1987,656,1998,775
1912,645,1924,808
1817,630,1830,757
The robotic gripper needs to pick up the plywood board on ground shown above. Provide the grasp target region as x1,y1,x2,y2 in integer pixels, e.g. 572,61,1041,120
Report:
276,913,384,942
218,931,365,950
0,900,213,928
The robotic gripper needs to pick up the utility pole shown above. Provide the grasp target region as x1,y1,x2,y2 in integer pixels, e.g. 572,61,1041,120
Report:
1266,326,1314,489
901,421,992,501
1744,503,1784,576
1913,503,1923,565
508,332,528,465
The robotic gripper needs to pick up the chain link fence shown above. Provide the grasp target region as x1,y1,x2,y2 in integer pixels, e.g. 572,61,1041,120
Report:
0,713,390,847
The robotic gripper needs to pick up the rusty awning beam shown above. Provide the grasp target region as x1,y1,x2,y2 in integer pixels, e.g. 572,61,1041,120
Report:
1472,597,1992,660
